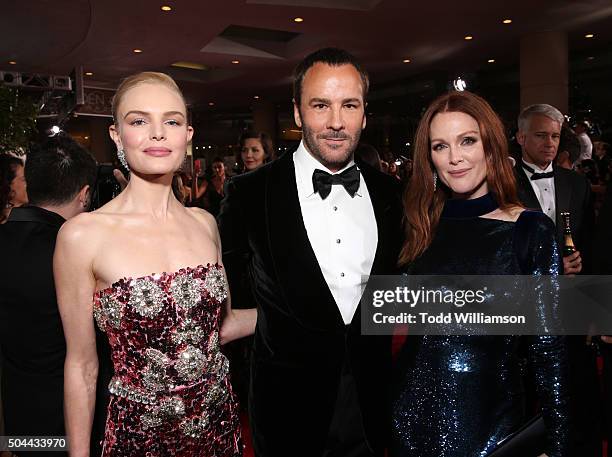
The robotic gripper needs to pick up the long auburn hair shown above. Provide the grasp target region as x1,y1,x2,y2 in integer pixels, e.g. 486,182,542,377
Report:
399,91,521,266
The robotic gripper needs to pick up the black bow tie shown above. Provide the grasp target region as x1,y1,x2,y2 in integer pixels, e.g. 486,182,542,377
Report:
312,165,360,199
522,162,555,181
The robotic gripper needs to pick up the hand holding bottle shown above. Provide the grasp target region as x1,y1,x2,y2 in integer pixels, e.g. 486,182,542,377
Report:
562,250,582,276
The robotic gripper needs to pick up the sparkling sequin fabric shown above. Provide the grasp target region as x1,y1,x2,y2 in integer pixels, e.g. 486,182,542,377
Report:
392,208,570,457
93,264,242,457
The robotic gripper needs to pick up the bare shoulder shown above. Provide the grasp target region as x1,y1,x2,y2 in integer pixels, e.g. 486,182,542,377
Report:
186,206,218,236
58,212,101,241
56,211,116,255
481,205,525,223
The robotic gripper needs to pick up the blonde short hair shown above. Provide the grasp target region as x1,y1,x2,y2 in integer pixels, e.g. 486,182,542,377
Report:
111,72,187,123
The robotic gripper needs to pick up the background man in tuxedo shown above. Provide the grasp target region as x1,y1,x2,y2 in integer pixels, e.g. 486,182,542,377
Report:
515,104,599,455
514,103,592,275
0,135,97,456
218,48,402,457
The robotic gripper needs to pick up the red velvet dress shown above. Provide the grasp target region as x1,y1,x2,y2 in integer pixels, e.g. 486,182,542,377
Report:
93,264,242,456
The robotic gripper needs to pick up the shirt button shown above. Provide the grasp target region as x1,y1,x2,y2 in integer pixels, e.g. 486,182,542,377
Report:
340,272,345,277
333,206,338,211
544,188,548,191
336,239,341,244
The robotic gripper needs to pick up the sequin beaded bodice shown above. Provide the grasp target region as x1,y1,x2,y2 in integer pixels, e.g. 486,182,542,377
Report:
93,264,241,457
391,197,570,457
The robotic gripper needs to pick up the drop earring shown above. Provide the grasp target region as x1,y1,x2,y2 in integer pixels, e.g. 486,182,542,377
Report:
433,171,438,191
117,148,130,171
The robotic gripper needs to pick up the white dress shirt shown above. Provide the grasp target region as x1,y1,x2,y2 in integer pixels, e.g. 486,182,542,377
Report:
293,141,378,324
576,132,593,164
522,159,556,223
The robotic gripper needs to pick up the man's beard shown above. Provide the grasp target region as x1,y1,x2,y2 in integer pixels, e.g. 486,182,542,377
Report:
302,123,361,171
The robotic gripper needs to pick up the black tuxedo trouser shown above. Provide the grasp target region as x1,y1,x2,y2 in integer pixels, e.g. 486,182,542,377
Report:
322,355,374,457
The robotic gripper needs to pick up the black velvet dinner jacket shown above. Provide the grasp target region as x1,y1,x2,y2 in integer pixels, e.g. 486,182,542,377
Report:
513,162,592,254
218,151,403,457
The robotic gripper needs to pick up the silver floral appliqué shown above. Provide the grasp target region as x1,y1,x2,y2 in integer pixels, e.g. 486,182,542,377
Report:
203,266,228,303
128,278,164,318
170,274,202,311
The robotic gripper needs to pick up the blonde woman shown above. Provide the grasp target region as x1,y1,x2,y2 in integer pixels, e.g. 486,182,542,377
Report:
55,72,254,456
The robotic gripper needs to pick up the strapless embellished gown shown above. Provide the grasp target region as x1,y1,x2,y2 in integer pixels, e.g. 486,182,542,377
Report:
93,264,242,457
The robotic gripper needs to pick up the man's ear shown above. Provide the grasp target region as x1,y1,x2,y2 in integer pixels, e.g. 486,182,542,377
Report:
362,101,367,130
516,130,526,147
78,184,91,208
293,99,302,128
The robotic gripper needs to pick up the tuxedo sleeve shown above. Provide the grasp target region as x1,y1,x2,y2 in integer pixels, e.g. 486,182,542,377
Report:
218,178,252,307
577,175,594,274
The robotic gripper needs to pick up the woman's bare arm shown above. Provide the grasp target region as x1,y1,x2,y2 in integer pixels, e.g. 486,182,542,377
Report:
193,209,256,344
54,215,100,457
193,177,208,200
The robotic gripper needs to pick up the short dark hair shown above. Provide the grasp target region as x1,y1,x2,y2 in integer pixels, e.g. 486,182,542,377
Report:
559,123,581,164
25,134,97,206
293,47,369,106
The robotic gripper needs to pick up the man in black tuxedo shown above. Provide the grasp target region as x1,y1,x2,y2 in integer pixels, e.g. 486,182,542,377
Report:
0,135,97,456
218,48,402,457
514,104,592,275
514,104,598,456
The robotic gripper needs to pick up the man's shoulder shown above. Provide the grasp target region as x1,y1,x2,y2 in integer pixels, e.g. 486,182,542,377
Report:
228,153,292,192
555,165,589,190
0,207,62,241
512,163,529,185
358,161,401,195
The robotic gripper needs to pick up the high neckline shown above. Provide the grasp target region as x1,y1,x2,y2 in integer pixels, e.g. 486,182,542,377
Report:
441,193,499,219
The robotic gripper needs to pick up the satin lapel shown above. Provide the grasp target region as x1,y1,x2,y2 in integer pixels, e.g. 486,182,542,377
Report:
348,165,394,328
360,166,390,277
514,164,542,211
266,153,344,330
554,166,572,239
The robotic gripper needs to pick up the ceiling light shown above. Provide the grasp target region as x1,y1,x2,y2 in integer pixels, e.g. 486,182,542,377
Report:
161,5,172,11
254,95,260,99
50,126,61,135
231,60,240,64
403,59,411,63
585,33,594,38
294,17,304,22
502,19,512,24
488,59,495,63
453,77,467,91
587,56,595,60
85,71,93,76
133,49,143,53
208,102,215,106
8,61,16,65
464,35,473,41
84,136,89,140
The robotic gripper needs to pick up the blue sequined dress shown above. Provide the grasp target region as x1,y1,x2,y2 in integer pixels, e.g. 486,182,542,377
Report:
391,194,570,457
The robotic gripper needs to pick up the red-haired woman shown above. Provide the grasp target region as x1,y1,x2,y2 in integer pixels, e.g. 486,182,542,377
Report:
391,91,570,456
